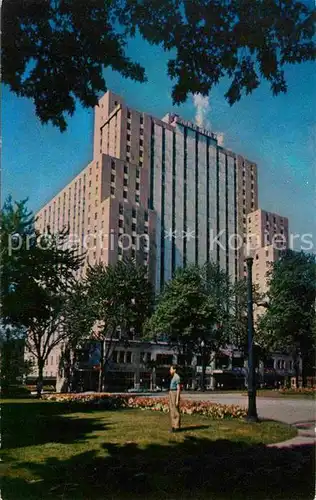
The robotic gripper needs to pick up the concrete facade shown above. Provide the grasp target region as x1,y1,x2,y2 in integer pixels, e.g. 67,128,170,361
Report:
29,90,261,383
246,208,289,294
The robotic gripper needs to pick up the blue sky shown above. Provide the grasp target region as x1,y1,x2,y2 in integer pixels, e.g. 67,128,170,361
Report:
2,36,315,247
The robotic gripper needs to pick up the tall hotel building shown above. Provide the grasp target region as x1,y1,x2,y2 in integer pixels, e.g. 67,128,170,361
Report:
36,90,258,291
247,208,289,295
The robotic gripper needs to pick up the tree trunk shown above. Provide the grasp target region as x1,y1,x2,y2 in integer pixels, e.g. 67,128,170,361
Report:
37,360,44,398
98,340,106,392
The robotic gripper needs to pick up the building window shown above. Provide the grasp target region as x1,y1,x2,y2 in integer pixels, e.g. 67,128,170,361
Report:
127,122,131,131
123,191,127,200
127,133,131,142
111,160,115,170
111,186,115,195
140,115,144,125
135,194,140,203
127,110,131,119
124,178,128,187
140,138,143,147
132,208,136,218
124,165,128,174
136,168,140,179
111,174,115,183
139,149,143,157
119,219,123,228
132,223,136,232
119,203,123,214
127,145,130,153
126,351,132,363
136,182,140,191
132,236,136,244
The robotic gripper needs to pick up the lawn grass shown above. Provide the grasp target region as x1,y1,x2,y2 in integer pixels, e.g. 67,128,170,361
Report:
1,399,314,500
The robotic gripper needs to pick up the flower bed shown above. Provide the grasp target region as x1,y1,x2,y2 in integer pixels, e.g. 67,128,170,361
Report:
278,387,316,395
42,393,247,419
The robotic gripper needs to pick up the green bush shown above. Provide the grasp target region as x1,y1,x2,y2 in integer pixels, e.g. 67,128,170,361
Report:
1,385,31,398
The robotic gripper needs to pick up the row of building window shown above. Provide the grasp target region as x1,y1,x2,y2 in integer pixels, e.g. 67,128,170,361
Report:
42,163,99,222
126,111,144,165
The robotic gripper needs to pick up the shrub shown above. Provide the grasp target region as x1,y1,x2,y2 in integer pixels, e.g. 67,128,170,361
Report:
1,385,31,398
42,393,247,419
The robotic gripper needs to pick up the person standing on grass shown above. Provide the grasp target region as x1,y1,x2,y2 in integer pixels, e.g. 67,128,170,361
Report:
169,365,181,432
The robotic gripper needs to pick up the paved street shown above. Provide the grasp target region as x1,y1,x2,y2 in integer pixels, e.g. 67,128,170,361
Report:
181,392,316,447
183,392,315,425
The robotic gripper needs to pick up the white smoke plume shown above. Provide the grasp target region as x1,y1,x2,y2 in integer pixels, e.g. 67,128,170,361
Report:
216,132,225,146
193,93,210,128
192,93,225,145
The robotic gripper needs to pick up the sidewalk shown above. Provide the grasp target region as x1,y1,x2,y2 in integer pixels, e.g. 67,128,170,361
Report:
268,420,316,448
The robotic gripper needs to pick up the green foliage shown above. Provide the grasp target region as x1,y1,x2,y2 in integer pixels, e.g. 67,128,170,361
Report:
258,250,316,382
0,326,33,391
86,259,154,342
1,385,32,398
1,197,84,394
85,259,154,387
230,278,264,354
3,0,314,129
146,263,233,362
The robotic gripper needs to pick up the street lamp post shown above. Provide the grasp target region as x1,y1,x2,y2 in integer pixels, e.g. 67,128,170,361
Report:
245,256,258,422
201,340,205,392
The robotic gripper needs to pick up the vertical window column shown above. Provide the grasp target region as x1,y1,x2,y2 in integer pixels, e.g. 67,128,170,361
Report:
160,128,166,289
206,137,210,263
195,131,199,265
171,132,176,274
216,148,220,264
183,127,188,266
